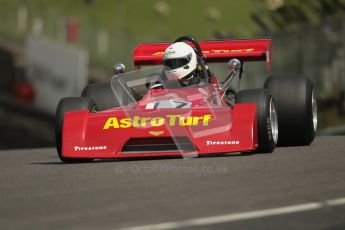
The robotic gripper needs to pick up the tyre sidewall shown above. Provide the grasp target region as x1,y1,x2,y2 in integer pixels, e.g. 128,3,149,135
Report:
55,97,95,162
264,75,316,146
236,89,276,153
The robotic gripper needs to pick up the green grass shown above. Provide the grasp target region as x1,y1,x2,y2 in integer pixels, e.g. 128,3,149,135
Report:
2,0,345,68
0,0,260,38
0,0,262,68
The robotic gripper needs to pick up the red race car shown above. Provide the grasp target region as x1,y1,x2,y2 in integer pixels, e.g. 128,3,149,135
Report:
55,36,317,163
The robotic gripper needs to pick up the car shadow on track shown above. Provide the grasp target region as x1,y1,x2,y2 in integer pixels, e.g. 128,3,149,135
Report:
31,152,253,165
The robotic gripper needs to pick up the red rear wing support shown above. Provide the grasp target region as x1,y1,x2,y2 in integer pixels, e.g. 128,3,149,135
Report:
133,39,272,69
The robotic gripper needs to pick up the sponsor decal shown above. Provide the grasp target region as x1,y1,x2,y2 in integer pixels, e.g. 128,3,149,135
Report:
206,140,240,146
103,114,212,129
145,100,191,109
149,131,164,136
74,146,107,151
152,48,254,56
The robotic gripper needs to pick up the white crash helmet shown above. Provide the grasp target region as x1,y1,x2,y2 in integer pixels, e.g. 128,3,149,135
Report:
163,42,197,80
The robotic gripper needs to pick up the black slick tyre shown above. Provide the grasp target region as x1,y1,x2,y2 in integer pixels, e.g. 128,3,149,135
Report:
81,83,118,111
55,97,95,163
264,75,317,146
236,89,278,153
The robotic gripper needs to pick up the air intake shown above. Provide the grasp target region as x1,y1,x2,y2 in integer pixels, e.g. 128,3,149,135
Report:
122,137,195,153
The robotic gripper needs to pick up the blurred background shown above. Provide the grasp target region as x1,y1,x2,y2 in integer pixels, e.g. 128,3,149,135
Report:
0,0,344,149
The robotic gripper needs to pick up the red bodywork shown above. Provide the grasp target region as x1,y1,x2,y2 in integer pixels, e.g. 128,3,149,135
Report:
61,39,271,159
134,39,272,68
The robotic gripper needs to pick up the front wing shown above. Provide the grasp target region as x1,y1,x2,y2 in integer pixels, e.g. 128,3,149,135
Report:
61,104,258,158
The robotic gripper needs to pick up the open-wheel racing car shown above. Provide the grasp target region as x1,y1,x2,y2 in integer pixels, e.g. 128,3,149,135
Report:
55,36,317,163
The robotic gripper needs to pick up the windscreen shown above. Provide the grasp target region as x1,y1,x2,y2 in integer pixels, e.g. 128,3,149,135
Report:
110,65,224,107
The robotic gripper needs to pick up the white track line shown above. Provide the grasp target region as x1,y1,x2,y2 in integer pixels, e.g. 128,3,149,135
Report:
120,197,345,230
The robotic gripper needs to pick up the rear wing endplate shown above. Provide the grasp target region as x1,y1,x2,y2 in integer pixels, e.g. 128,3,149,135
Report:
133,39,272,69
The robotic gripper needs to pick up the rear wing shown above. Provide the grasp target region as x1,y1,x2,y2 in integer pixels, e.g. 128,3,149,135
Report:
133,38,272,69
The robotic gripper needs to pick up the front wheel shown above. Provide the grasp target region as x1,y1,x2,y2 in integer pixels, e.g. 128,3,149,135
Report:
55,97,96,163
236,89,278,153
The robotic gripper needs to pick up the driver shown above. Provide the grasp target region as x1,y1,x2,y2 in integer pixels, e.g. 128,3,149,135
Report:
148,42,212,89
163,42,200,87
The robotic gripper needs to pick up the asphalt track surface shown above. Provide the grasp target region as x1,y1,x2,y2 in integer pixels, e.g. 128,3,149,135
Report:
1,136,345,230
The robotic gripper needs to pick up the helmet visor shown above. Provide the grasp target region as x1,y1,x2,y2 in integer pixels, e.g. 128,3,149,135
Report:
163,53,192,70
164,58,189,70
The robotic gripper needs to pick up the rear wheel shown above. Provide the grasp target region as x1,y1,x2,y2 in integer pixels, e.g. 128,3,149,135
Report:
55,97,95,163
264,75,317,146
236,89,278,153
81,82,142,111
81,83,118,111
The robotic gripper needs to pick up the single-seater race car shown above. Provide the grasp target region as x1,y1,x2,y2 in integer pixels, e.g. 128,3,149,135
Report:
55,36,317,163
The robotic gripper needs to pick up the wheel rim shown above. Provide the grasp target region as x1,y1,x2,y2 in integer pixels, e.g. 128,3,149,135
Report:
269,98,279,145
312,90,318,132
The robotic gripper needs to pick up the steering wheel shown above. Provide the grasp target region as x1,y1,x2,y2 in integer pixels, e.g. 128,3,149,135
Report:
174,36,209,82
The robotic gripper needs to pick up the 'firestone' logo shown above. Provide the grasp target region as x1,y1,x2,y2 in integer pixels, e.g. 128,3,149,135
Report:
74,146,107,151
206,141,240,146
103,115,212,129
